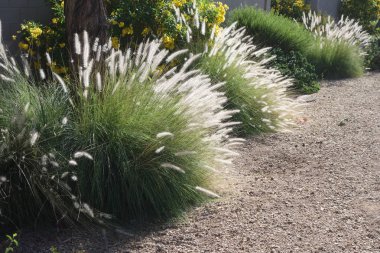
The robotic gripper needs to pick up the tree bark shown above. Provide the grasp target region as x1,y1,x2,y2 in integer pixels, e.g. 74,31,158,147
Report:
64,0,109,59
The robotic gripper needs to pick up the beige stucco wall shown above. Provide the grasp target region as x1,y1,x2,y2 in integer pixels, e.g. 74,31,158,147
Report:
222,0,271,10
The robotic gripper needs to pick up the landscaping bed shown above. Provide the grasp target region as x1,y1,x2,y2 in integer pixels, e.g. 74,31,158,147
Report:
17,72,380,252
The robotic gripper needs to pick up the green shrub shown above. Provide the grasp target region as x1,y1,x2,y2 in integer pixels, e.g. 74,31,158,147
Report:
271,0,311,21
228,7,314,54
229,7,365,78
271,48,320,94
341,0,380,34
365,36,380,70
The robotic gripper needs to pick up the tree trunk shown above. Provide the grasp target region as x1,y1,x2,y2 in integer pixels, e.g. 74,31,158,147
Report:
64,0,109,59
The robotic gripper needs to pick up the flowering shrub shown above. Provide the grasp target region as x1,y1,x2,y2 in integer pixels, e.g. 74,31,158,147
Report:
13,1,68,74
109,0,228,49
341,0,380,34
271,0,310,21
14,0,228,73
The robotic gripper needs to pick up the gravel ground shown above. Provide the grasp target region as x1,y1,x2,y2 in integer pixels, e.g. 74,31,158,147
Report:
18,72,380,252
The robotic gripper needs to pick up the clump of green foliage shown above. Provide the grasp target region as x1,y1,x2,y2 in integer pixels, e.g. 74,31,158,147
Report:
271,0,311,21
3,233,19,253
341,0,380,34
271,48,320,94
229,7,314,54
229,7,365,78
0,79,81,226
68,84,212,221
365,36,380,70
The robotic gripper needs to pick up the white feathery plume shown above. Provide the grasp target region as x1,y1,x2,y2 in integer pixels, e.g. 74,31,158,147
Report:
201,20,206,35
39,69,46,80
74,151,93,160
74,33,81,55
210,25,216,41
30,131,39,146
186,28,191,43
155,146,165,154
0,74,14,83
92,38,99,52
69,160,78,166
156,132,174,139
302,11,371,54
166,49,189,63
194,9,200,28
174,151,197,156
46,53,52,65
53,73,69,94
195,186,220,198
82,31,90,68
96,72,102,91
161,163,186,174
61,172,69,179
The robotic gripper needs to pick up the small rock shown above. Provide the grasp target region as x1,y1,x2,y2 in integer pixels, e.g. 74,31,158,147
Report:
338,118,349,126
296,95,316,103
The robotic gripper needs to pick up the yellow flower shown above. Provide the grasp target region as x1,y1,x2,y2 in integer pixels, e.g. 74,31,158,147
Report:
111,20,118,25
52,18,58,24
12,35,17,41
60,1,64,8
59,43,66,48
215,2,228,24
122,25,134,37
47,47,53,52
294,0,304,8
141,27,150,36
118,22,125,28
111,37,120,49
162,35,175,50
30,27,43,39
214,25,221,36
176,24,183,31
173,0,187,7
18,42,29,51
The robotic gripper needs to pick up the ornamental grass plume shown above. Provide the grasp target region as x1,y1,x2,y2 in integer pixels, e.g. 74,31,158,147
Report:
58,35,241,221
170,3,301,136
302,11,371,54
193,23,301,135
